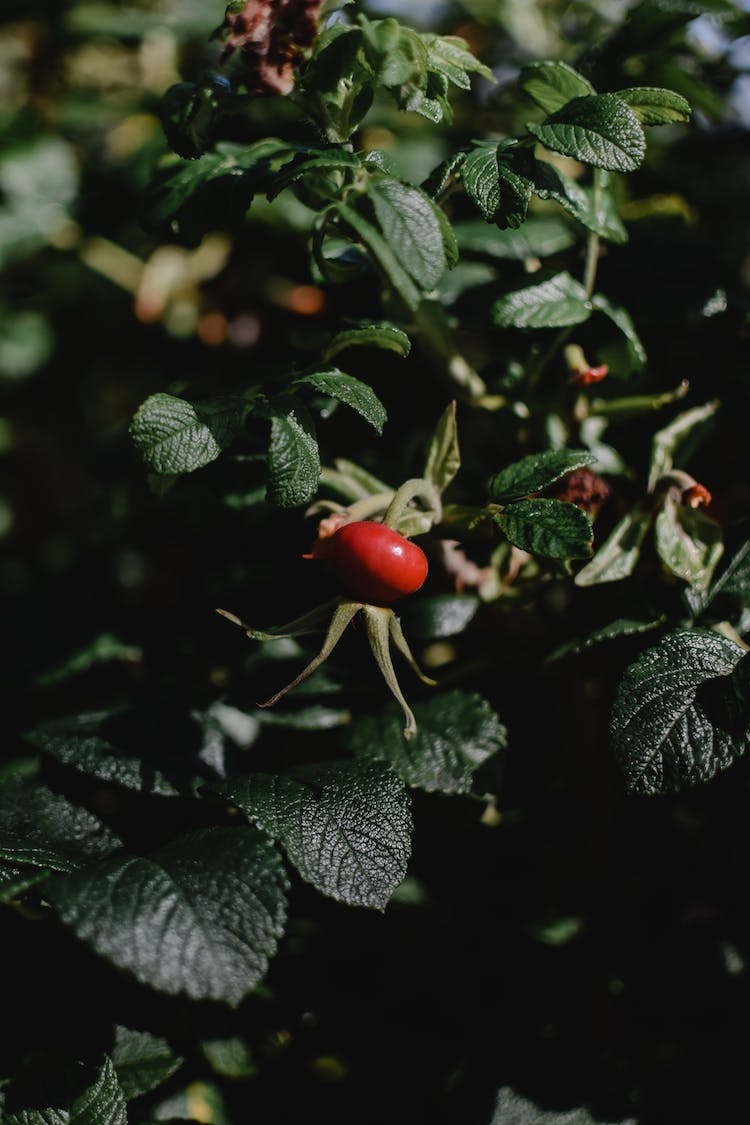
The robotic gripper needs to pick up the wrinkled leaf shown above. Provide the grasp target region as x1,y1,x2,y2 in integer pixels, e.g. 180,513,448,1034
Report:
112,1026,183,1101
295,368,387,434
369,177,447,289
489,449,596,504
495,499,593,559
214,760,411,910
130,393,248,476
0,779,122,873
519,60,595,114
492,272,591,330
614,86,691,125
47,827,288,1004
611,630,748,795
266,401,320,508
527,94,646,173
348,689,506,793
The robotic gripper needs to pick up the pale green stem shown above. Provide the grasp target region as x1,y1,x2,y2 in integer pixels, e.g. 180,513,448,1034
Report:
388,614,437,686
216,598,342,641
258,601,362,707
363,606,418,739
383,478,442,532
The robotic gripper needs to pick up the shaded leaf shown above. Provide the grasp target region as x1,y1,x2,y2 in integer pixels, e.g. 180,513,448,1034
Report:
348,689,506,794
112,1026,183,1102
492,1084,636,1123
322,321,411,361
47,827,288,1004
214,760,411,910
655,492,723,590
0,779,122,873
648,400,719,491
591,293,647,369
424,400,461,494
2,1057,128,1125
336,200,421,309
489,449,596,504
611,630,748,795
614,86,691,125
454,215,577,260
574,503,653,586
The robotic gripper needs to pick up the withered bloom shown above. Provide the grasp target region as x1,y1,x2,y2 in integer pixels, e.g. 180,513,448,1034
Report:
551,468,611,519
218,0,325,95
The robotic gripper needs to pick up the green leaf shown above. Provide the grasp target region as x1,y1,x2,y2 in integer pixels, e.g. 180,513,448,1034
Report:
348,689,507,794
422,33,493,85
611,630,748,795
492,1084,636,1124
144,140,291,241
47,827,288,1004
402,594,480,640
494,498,593,559
694,535,750,613
266,402,320,508
3,1057,128,1125
462,144,533,229
112,1026,183,1101
492,272,591,330
36,633,141,688
0,863,51,904
214,760,411,911
655,492,723,590
336,200,421,309
267,146,361,200
574,503,653,586
530,161,627,244
423,400,461,494
322,321,411,361
0,304,54,379
454,215,577,260
201,1037,257,1079
130,393,248,476
614,86,691,125
489,448,596,503
548,613,667,661
369,177,447,289
648,400,719,491
591,294,647,369
519,60,596,114
527,94,647,173
294,368,387,434
0,779,122,873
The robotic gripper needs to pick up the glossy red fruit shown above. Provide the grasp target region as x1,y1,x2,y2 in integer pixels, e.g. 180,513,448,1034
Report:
310,520,428,605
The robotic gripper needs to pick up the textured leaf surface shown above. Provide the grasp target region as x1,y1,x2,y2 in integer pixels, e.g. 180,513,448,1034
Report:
519,60,595,113
266,403,320,508
614,86,691,125
214,760,412,910
47,827,288,1003
130,393,247,475
492,272,591,329
322,321,411,361
2,1057,128,1125
611,630,748,795
112,1026,183,1101
295,368,387,434
492,1084,636,1123
527,94,646,172
489,449,596,503
26,710,200,797
0,779,122,872
495,499,593,559
462,145,532,229
369,177,446,289
348,690,506,794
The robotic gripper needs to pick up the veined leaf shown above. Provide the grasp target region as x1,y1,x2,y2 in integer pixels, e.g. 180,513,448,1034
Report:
489,449,596,503
574,503,653,586
519,60,595,114
336,200,421,309
348,689,507,794
492,1084,636,1124
655,492,723,590
527,94,646,173
47,827,288,1004
322,321,411,361
266,401,320,508
462,144,533,229
494,498,593,559
614,86,691,125
295,368,386,434
112,1026,183,1102
591,293,647,369
492,272,591,330
214,760,411,911
2,1057,128,1125
130,393,248,476
611,630,749,795
0,779,122,873
424,400,460,494
369,177,447,290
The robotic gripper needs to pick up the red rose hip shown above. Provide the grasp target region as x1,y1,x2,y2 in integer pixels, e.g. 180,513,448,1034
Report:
310,520,428,605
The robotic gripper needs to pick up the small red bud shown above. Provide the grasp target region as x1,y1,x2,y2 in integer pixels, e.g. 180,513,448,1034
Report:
683,483,712,508
568,364,609,387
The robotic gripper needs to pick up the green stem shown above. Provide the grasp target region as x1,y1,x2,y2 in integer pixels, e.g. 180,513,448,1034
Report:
258,601,362,707
363,606,418,739
383,478,442,531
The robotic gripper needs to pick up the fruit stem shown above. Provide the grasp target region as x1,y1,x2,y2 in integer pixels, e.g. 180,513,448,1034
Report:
383,478,442,533
363,606,418,739
258,600,362,707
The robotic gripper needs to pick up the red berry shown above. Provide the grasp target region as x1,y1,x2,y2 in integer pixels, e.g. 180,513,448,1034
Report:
310,520,428,605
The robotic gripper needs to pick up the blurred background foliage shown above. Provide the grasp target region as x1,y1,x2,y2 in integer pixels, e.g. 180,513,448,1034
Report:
2,1,750,1123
